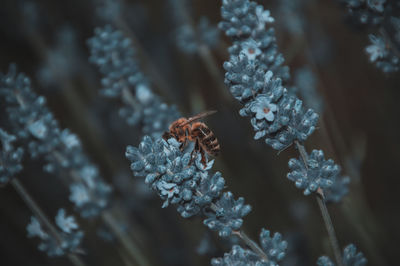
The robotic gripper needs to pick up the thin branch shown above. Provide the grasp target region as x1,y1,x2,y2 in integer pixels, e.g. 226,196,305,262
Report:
196,191,269,262
294,141,343,266
10,81,149,266
316,190,343,266
233,230,269,262
102,211,149,266
52,151,150,266
11,179,86,266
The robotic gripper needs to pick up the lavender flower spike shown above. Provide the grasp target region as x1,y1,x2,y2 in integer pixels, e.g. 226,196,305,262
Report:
211,228,288,265
126,136,250,237
26,209,84,257
0,64,112,218
317,244,367,266
0,128,24,184
88,25,180,137
288,150,338,195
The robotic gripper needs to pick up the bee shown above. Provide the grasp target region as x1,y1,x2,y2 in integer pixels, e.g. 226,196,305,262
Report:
162,110,220,167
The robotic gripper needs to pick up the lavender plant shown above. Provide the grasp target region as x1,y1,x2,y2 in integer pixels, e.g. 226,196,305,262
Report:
211,230,287,265
338,0,400,72
126,135,287,264
1,0,393,264
0,128,24,184
1,64,150,265
87,10,290,263
220,0,350,203
0,128,85,263
219,0,356,264
0,64,112,217
365,33,400,73
287,149,350,203
175,16,220,54
87,25,180,137
27,209,83,257
169,0,220,54
340,0,387,26
317,244,367,266
88,23,287,264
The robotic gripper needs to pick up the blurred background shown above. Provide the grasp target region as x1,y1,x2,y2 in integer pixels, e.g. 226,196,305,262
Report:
0,0,399,265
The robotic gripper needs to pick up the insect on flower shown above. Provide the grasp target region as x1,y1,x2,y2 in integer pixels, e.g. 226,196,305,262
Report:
162,111,220,166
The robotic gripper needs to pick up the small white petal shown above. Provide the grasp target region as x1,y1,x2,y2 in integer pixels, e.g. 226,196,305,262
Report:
265,111,275,122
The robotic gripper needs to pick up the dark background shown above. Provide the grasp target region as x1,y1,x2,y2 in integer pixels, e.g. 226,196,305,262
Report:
0,0,399,265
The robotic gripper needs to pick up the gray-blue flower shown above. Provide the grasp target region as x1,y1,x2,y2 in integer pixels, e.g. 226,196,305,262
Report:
287,150,340,196
317,244,367,266
249,95,277,122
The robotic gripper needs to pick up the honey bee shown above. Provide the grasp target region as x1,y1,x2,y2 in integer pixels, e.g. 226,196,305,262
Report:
162,111,220,167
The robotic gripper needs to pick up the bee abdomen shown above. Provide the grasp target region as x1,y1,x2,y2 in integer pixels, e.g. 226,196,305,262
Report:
192,124,220,156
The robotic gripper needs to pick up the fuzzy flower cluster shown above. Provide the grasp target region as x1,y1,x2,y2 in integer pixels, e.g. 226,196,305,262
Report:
220,0,319,150
317,244,367,266
211,229,287,266
365,33,399,73
88,25,180,137
340,0,386,25
338,0,400,72
175,17,220,54
0,65,111,218
126,136,251,237
220,0,289,81
26,209,83,257
0,129,24,184
87,25,143,97
0,65,60,157
220,0,350,202
287,150,349,202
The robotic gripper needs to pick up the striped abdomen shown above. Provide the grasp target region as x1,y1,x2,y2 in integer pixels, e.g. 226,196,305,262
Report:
191,122,220,156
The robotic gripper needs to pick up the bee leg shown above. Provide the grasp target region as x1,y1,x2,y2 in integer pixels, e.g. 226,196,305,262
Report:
200,148,207,168
162,132,172,141
179,139,187,152
189,138,200,165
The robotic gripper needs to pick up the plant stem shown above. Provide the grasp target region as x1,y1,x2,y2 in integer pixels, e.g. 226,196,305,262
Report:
52,151,149,266
196,191,269,262
233,230,269,262
316,191,343,266
10,179,86,266
294,141,343,266
102,211,149,266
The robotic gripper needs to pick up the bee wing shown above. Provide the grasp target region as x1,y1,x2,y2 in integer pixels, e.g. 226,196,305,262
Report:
182,110,217,125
